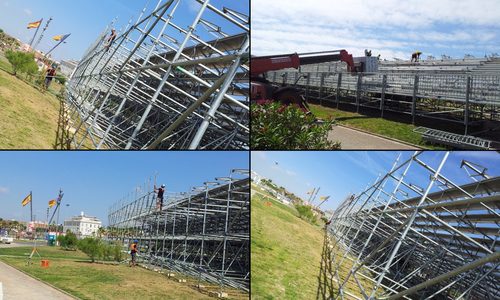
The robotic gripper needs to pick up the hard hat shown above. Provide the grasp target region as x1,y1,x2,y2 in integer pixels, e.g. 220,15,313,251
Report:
161,184,165,188
134,239,138,243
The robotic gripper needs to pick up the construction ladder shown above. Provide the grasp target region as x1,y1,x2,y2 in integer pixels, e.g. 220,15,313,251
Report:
414,127,492,149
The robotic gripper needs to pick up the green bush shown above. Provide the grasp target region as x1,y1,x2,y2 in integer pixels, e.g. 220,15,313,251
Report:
5,50,38,76
112,241,124,262
78,237,101,262
295,204,317,224
77,237,124,262
55,75,66,85
57,231,78,250
251,103,340,150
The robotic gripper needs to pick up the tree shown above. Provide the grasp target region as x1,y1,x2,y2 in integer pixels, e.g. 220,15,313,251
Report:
78,237,101,262
4,50,38,76
251,103,340,150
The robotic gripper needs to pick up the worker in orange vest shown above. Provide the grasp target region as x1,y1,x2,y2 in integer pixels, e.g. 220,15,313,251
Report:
129,239,138,267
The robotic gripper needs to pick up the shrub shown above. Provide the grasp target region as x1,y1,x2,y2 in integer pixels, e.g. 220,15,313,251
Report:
251,103,340,150
78,237,101,262
55,75,66,85
112,241,124,262
295,204,317,224
5,50,38,76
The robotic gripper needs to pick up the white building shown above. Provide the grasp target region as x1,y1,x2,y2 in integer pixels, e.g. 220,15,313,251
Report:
59,60,79,77
63,212,102,237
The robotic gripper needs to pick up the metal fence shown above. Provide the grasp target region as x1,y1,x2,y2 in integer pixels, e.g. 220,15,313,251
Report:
66,0,249,149
107,169,250,292
320,152,500,299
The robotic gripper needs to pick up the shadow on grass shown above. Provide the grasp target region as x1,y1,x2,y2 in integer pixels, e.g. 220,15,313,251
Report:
316,229,339,299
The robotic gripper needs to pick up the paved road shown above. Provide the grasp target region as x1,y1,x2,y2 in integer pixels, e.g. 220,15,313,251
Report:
329,126,419,150
0,242,33,249
0,259,74,300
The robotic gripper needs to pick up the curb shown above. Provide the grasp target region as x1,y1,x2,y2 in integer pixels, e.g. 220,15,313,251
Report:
335,124,424,150
0,259,80,300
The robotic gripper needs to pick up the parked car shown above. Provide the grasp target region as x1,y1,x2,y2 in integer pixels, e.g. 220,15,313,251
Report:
1,236,14,244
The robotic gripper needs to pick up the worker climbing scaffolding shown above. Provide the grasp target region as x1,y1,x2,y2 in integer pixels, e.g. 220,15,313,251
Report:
154,184,165,211
411,50,422,62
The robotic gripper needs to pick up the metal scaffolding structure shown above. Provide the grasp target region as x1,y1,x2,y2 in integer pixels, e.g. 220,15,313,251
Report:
66,0,249,149
267,64,500,148
320,152,500,299
107,169,250,292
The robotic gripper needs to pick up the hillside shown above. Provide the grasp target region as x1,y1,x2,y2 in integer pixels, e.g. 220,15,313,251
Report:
0,55,61,149
251,184,377,299
251,185,325,299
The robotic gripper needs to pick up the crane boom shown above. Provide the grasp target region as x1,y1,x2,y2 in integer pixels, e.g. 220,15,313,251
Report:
251,49,354,77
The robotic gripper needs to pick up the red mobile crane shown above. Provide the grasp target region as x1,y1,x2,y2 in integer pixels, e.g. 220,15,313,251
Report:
251,50,355,110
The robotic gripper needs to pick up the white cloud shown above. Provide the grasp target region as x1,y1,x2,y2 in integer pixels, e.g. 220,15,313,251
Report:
24,8,32,16
252,151,267,161
252,0,500,59
0,186,8,194
285,169,297,176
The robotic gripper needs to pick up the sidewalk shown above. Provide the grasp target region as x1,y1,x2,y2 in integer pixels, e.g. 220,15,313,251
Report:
329,125,420,150
0,260,74,300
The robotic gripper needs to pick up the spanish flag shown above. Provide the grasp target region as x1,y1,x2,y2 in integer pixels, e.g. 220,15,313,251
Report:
48,199,56,208
21,193,32,207
53,34,70,42
27,19,42,29
320,196,330,202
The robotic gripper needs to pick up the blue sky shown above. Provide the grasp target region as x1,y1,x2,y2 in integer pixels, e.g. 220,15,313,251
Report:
252,0,500,60
0,151,248,225
0,0,249,61
251,151,500,212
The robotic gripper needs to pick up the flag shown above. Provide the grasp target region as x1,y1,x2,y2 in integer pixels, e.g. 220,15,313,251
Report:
320,196,330,202
21,193,32,206
48,199,56,208
27,20,42,29
53,33,71,42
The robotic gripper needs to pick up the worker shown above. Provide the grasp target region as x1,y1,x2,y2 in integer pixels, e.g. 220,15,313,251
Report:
44,66,57,90
411,51,422,62
129,239,138,267
104,29,117,52
154,184,165,211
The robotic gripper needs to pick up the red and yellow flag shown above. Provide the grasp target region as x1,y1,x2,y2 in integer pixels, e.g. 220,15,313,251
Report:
53,34,70,42
48,199,56,208
27,20,42,29
21,193,32,207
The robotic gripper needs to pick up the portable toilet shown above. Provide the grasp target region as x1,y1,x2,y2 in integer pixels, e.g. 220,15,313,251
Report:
47,232,57,246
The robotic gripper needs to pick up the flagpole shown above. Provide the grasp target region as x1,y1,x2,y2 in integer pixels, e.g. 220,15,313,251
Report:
33,17,53,51
28,20,42,49
30,191,33,222
46,34,71,57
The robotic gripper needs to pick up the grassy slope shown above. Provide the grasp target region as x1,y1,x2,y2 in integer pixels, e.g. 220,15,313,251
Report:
310,104,444,149
251,185,324,299
0,246,213,300
0,58,61,149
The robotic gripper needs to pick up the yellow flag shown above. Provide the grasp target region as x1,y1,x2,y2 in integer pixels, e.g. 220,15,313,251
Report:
48,199,56,208
21,193,32,207
27,20,42,29
53,34,70,42
320,196,330,202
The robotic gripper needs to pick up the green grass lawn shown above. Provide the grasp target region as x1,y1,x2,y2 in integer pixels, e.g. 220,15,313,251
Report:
0,245,219,300
0,66,61,149
251,186,325,299
251,184,377,299
309,104,445,149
